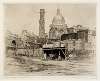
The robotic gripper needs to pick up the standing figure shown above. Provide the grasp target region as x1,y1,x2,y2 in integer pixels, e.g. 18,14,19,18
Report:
58,51,61,61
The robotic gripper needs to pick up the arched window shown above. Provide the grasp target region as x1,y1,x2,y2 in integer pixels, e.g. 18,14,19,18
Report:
12,40,16,45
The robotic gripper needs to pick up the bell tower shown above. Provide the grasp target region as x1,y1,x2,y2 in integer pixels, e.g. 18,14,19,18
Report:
39,9,45,38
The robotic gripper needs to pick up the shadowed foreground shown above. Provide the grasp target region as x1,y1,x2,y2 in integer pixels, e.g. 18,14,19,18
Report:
5,53,96,76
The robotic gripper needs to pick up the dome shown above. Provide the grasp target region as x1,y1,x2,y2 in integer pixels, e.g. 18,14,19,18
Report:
52,8,65,25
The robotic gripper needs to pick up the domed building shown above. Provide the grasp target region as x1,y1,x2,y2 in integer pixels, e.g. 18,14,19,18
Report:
49,8,68,40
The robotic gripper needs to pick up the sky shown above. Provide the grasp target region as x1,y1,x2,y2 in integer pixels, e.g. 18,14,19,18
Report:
4,3,96,36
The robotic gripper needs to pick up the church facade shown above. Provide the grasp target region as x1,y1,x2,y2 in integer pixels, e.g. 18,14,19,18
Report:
49,8,68,40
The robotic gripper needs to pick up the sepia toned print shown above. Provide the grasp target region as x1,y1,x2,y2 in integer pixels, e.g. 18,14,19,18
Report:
4,4,96,76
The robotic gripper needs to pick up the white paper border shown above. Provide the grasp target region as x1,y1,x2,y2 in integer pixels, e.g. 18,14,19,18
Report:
0,0,99,81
